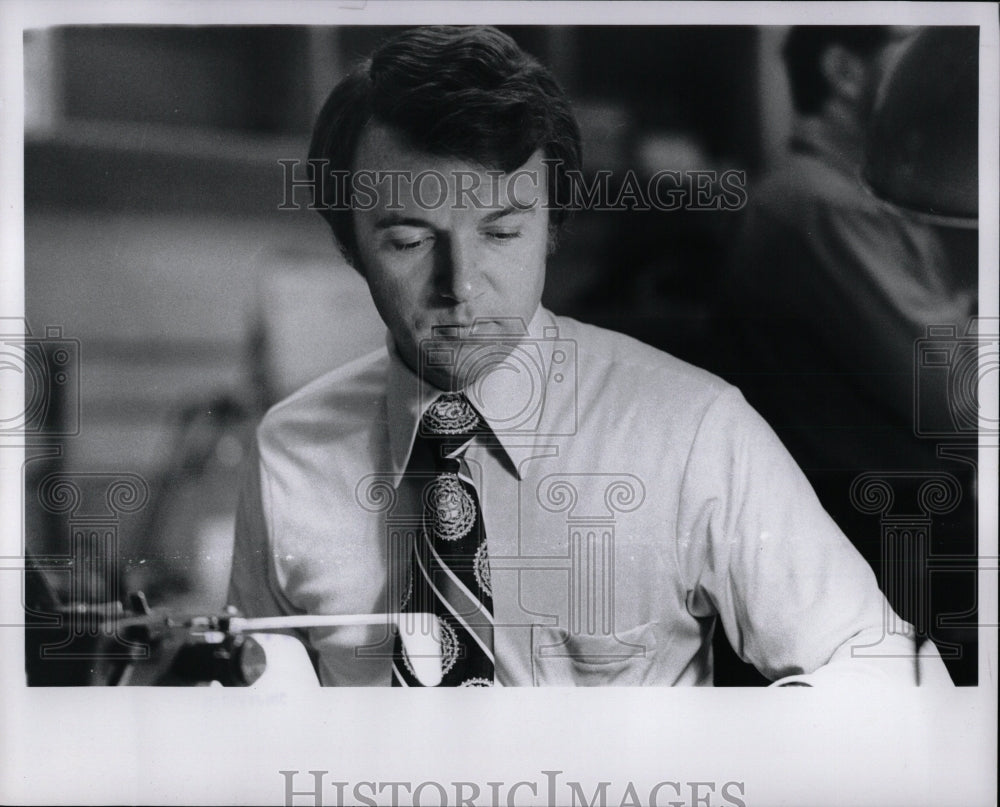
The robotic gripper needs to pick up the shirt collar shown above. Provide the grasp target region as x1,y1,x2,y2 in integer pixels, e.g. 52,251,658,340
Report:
386,305,558,483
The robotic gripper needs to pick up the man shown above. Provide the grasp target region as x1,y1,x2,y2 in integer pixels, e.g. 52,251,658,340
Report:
229,26,948,686
719,27,978,683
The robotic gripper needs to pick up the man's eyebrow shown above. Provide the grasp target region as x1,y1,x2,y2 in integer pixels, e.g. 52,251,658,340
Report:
374,206,534,230
373,215,432,230
478,205,534,225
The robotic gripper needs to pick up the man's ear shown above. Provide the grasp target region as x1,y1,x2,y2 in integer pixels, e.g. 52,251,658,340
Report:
820,44,868,104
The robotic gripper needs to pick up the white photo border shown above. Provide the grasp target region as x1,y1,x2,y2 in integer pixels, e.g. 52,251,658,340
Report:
1,2,996,805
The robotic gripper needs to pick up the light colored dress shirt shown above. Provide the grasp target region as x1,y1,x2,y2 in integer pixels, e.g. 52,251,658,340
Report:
228,306,945,686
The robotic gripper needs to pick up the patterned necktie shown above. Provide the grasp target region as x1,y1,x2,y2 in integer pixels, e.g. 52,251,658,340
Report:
391,393,495,687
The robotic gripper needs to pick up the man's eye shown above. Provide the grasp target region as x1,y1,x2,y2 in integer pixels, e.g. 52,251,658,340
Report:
485,230,522,242
391,238,431,252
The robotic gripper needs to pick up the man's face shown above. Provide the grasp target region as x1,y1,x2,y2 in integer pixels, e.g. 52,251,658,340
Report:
351,124,550,391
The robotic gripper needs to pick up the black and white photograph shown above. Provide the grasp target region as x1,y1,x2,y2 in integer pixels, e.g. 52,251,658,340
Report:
1,2,996,805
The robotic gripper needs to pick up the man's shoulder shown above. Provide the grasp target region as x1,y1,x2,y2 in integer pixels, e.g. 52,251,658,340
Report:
751,151,865,218
552,313,732,404
257,346,389,454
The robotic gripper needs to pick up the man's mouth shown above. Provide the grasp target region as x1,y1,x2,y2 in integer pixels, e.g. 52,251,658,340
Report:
429,324,474,339
428,318,524,339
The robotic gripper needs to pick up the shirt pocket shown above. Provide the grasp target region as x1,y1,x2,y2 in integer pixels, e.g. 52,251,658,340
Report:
531,621,660,686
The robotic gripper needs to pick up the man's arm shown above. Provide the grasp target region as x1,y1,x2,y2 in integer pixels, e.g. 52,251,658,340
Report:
227,435,297,618
675,386,952,687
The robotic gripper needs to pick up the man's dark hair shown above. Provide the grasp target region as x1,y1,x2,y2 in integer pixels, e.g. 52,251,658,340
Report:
782,26,895,115
308,25,582,264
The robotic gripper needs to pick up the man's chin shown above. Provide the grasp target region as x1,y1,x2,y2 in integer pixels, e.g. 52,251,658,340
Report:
418,341,520,394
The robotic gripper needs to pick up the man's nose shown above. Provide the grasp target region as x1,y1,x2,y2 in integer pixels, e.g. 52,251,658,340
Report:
436,236,483,302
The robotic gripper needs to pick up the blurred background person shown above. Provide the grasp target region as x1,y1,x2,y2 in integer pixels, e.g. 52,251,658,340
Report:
716,26,979,684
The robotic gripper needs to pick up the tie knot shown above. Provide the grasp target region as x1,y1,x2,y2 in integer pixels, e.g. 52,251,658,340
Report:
422,393,482,436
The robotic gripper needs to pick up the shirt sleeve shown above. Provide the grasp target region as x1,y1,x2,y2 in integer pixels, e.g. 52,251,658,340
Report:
675,386,951,687
227,434,296,618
